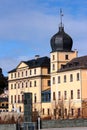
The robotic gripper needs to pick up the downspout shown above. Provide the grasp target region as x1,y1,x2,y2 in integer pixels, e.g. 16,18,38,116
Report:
80,69,82,117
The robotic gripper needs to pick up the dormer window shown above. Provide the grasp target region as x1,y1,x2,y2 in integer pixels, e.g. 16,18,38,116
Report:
74,61,79,66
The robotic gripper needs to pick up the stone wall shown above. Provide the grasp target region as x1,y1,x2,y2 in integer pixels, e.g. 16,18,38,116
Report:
0,119,87,130
0,124,17,130
41,118,87,129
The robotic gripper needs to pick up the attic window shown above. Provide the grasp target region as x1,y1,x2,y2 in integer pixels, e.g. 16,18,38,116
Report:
61,64,65,69
68,63,72,67
74,62,79,66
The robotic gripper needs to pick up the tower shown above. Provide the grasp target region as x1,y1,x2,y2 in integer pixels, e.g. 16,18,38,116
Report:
50,10,78,118
50,9,77,74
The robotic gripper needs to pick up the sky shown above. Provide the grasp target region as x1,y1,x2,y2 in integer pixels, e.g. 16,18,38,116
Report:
0,0,87,76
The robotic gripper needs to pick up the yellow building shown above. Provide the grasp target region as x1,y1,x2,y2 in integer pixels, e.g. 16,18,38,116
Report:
8,15,87,120
50,19,87,119
8,55,51,118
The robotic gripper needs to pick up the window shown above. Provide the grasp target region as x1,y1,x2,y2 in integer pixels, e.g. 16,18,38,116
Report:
34,69,36,74
42,108,45,115
41,91,50,102
26,82,28,88
52,64,55,70
18,95,20,103
30,70,32,75
53,77,55,84
47,108,50,115
18,72,20,77
58,91,61,100
14,95,16,103
58,76,60,83
52,55,55,60
18,83,20,89
48,80,50,86
2,104,4,106
64,91,67,100
11,95,13,103
64,75,66,82
11,84,13,89
22,72,23,77
30,81,32,87
25,71,27,76
34,94,37,103
77,108,80,117
77,89,80,99
65,108,67,116
70,74,73,82
71,108,74,116
22,95,24,103
77,73,80,81
59,109,61,117
11,73,13,79
6,104,8,107
34,81,36,87
22,83,24,88
14,83,16,89
19,106,21,112
65,55,68,60
14,73,16,78
53,92,55,100
71,90,73,99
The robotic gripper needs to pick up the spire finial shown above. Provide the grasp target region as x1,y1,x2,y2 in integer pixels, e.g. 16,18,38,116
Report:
60,8,64,27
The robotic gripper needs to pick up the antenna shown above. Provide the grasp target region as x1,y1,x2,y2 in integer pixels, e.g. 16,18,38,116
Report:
60,8,64,27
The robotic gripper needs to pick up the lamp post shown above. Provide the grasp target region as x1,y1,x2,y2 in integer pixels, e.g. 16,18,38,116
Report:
38,116,40,130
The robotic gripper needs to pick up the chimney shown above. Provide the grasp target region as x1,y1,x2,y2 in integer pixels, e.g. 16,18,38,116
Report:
35,55,40,60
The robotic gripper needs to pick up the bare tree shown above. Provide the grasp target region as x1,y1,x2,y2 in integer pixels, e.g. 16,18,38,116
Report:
53,97,76,119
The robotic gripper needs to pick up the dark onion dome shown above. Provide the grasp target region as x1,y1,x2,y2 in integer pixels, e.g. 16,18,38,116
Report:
50,26,73,52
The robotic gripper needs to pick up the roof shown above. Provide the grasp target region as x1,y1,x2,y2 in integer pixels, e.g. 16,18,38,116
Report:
24,56,50,68
0,97,8,102
58,55,87,72
42,88,50,93
50,26,73,52
8,56,50,73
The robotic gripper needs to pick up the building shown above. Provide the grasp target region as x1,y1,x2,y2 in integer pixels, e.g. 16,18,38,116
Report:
8,13,87,119
8,55,51,118
0,90,8,112
50,16,87,119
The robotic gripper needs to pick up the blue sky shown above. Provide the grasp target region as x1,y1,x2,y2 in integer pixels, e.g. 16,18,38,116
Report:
0,0,87,76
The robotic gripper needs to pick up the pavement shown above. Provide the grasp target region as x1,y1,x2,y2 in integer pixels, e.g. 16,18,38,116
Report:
41,127,87,130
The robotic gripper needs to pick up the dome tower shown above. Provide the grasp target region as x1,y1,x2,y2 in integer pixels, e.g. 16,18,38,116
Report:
50,9,78,72
50,10,78,115
50,10,73,52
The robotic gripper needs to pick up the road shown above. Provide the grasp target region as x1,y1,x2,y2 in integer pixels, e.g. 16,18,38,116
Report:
42,127,87,130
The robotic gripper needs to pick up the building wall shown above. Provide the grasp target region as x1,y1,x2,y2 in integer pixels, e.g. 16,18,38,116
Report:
42,102,51,118
81,69,87,99
50,50,77,73
51,69,82,118
8,61,50,116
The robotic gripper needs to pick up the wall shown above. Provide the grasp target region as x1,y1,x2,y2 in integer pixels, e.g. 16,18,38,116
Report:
41,118,87,129
0,124,17,130
1,119,87,130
